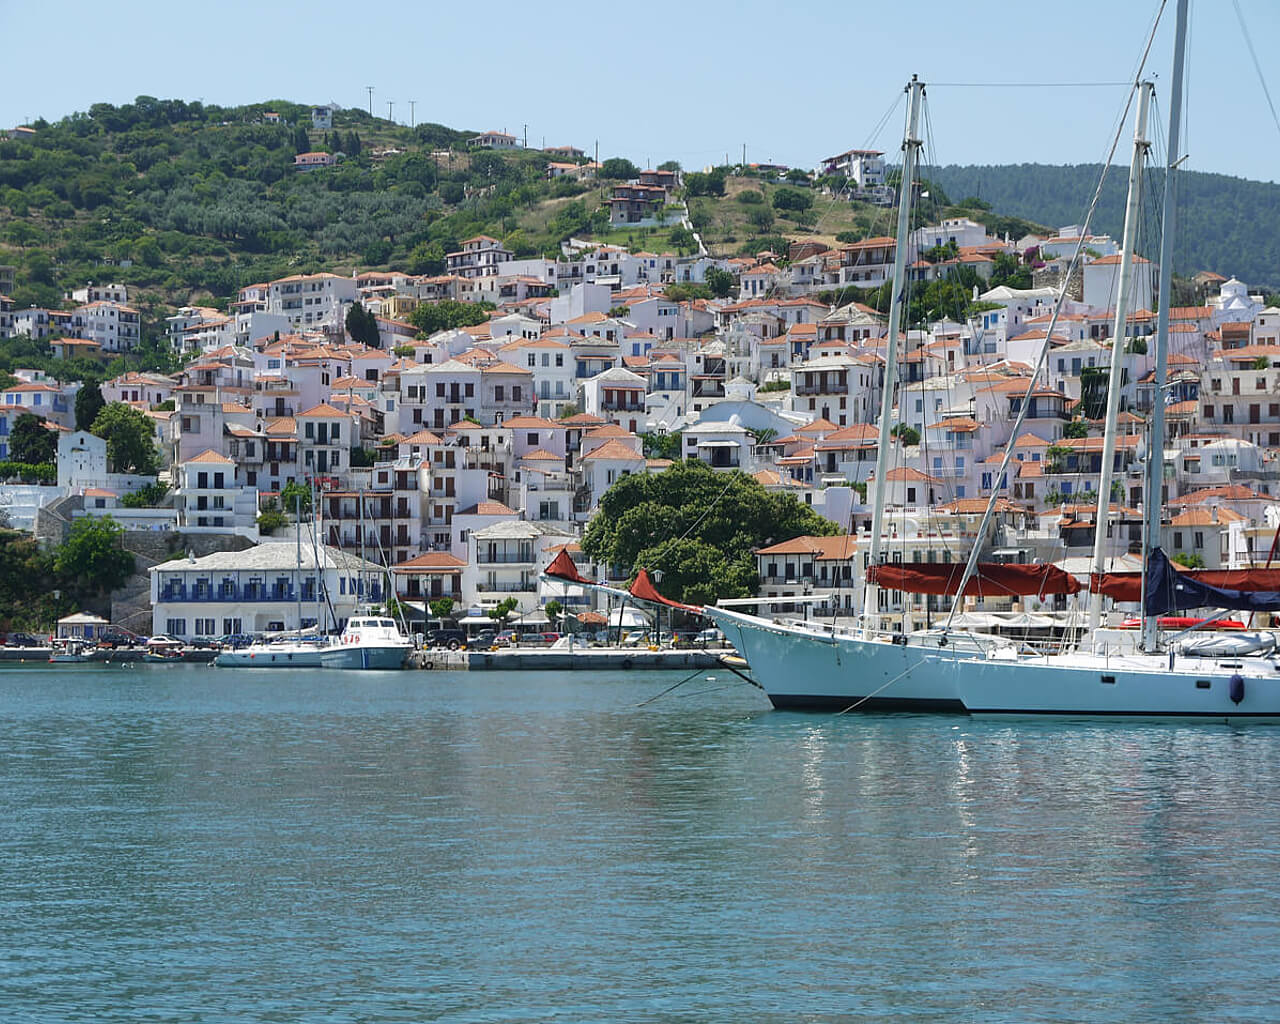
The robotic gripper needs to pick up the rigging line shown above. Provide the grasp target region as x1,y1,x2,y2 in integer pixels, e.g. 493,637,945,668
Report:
634,665,705,706
944,49,1167,627
1232,0,1280,141
810,90,903,239
929,81,1135,88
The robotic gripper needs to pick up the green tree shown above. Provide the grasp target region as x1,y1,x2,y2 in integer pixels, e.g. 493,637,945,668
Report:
785,168,811,184
544,599,564,624
74,381,105,430
429,597,455,620
345,301,381,347
580,460,838,605
641,431,682,460
279,480,313,515
1063,419,1089,439
705,267,735,298
121,481,169,508
600,157,639,180
8,413,56,465
53,516,136,596
772,188,813,213
488,596,518,621
407,298,493,337
890,423,921,446
90,403,159,474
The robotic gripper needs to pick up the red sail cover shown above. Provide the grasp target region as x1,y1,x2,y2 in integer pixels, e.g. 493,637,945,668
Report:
543,548,592,585
867,562,1082,597
1095,566,1280,603
630,569,703,613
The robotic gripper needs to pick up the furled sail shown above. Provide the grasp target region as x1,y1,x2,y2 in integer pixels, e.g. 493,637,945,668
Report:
1141,547,1280,614
866,562,1082,597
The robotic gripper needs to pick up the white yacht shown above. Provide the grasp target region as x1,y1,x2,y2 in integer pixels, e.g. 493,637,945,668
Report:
214,616,411,670
705,4,1280,722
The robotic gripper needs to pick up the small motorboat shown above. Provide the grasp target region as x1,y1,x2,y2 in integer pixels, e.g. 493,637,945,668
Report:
49,639,92,663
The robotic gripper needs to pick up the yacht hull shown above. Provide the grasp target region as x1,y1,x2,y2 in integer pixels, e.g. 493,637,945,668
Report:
708,607,1280,721
708,607,972,713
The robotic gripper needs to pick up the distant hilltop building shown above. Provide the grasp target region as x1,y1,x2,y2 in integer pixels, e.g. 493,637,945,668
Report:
469,130,520,150
312,104,336,131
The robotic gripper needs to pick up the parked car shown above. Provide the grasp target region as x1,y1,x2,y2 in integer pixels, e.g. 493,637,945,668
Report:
494,630,516,647
186,636,220,650
216,633,254,650
4,632,41,648
622,630,652,646
95,630,139,649
471,629,497,649
695,628,725,647
426,628,467,650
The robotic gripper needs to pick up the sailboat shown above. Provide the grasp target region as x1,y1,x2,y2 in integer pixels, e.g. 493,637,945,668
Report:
214,505,411,670
703,2,1280,720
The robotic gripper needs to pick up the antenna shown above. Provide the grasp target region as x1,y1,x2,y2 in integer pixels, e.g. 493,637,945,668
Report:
408,100,416,129
365,85,374,116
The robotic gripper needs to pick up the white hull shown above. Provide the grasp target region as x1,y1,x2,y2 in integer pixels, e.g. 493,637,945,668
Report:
215,643,333,668
214,616,412,670
707,607,1280,722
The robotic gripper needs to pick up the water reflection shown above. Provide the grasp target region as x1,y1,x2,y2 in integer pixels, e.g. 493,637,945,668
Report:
1,665,1280,1020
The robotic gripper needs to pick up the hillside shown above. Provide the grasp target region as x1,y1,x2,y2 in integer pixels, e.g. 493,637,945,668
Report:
928,164,1280,289
5,97,1280,359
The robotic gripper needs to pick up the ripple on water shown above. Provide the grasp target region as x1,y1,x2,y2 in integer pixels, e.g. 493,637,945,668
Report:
1,666,1280,1021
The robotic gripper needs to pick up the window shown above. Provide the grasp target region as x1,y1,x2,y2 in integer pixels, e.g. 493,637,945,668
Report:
1174,531,1183,549
1194,531,1204,549
528,354,536,367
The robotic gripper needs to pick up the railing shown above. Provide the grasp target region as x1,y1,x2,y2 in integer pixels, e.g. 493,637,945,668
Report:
477,553,534,565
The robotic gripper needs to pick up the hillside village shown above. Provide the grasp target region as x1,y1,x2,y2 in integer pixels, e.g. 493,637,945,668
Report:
3,131,1280,640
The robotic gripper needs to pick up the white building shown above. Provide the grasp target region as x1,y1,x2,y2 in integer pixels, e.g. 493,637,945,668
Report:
149,535,385,639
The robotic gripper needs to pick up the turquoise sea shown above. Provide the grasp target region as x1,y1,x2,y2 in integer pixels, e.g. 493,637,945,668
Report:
3,662,1280,1022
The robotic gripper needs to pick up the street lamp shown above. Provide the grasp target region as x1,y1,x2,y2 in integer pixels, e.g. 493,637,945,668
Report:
802,579,812,624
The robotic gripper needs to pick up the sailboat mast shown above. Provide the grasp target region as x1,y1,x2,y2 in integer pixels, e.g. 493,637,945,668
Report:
862,74,924,635
1142,0,1189,652
1088,81,1153,631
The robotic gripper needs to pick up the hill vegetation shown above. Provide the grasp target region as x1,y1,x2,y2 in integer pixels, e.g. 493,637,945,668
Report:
5,98,1280,358
928,163,1280,289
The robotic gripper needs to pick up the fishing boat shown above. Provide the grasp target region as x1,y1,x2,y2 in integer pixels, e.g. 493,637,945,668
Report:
48,639,92,664
703,0,1280,720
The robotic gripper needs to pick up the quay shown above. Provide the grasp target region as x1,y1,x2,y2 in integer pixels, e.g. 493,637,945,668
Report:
409,648,725,671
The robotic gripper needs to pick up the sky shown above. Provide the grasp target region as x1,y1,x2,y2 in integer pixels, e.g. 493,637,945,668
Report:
4,0,1280,182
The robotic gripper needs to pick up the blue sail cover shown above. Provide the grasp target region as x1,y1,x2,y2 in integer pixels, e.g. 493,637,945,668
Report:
1145,547,1280,615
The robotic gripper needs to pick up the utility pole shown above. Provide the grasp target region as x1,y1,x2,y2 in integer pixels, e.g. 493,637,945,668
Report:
387,99,394,123
523,123,528,149
742,142,746,168
365,85,374,116
408,100,416,129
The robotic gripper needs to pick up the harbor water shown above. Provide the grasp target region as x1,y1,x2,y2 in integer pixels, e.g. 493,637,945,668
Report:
4,662,1280,1021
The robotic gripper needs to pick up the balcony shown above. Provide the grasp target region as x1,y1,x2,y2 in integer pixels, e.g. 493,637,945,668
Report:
477,551,535,565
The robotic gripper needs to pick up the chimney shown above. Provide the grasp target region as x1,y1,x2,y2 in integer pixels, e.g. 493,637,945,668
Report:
1211,505,1219,524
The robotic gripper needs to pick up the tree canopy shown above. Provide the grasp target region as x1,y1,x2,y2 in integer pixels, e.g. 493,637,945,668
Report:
74,381,105,430
408,298,494,337
9,413,56,465
345,301,381,347
580,460,839,605
90,402,159,474
52,516,136,595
